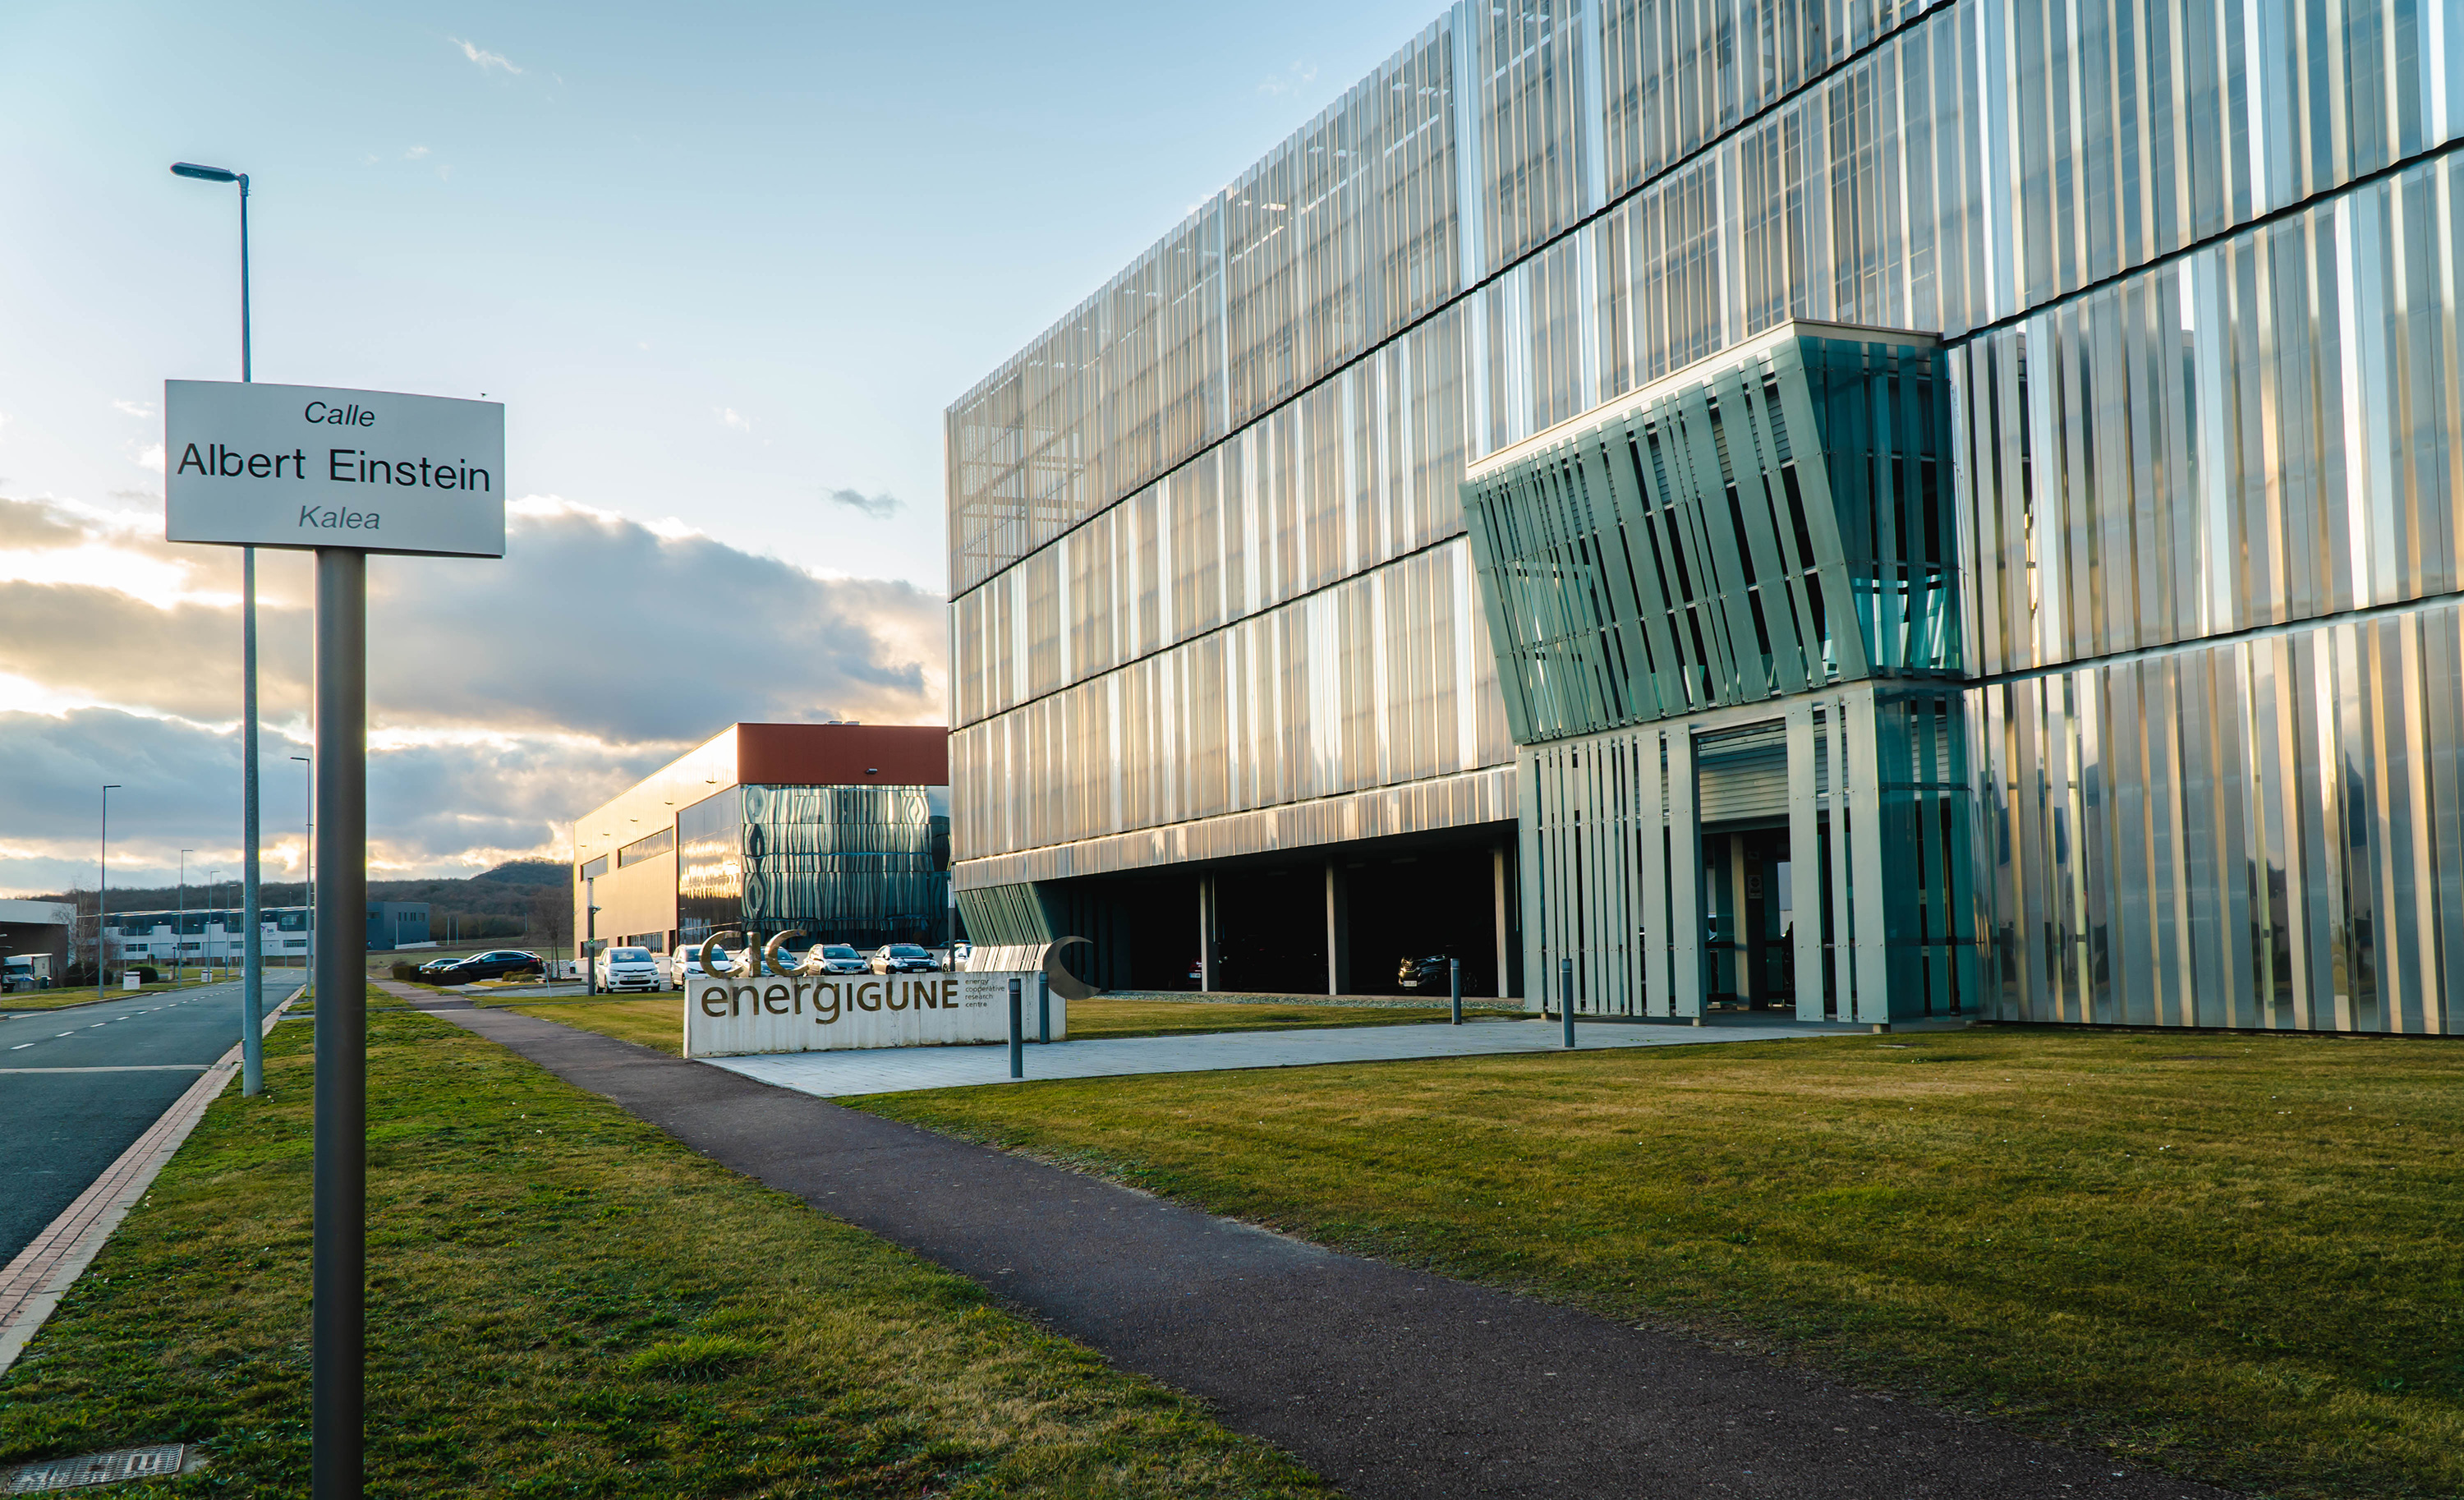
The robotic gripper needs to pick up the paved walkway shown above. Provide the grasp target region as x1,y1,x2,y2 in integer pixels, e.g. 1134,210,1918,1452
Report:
434,1003,2230,1500
708,1015,1852,1097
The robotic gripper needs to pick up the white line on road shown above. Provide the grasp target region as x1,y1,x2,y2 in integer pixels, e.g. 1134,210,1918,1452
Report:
8,1044,30,1051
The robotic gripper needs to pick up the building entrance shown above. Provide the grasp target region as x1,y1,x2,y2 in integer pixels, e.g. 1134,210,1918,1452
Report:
1703,827,1792,1011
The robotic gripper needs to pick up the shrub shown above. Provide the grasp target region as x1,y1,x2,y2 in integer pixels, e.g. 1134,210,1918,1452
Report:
389,961,420,982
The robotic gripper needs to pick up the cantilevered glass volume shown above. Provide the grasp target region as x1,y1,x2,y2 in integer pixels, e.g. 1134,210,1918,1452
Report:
948,0,2464,1033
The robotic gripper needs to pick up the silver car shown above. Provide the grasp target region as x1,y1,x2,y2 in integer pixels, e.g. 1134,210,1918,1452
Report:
594,946,664,993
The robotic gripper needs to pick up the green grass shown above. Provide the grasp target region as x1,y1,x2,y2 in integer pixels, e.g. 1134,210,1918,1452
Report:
850,1027,2464,1499
508,995,683,1052
506,992,1528,1058
0,1007,1328,1498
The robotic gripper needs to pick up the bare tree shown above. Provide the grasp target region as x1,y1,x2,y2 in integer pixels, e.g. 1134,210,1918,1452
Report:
526,887,572,962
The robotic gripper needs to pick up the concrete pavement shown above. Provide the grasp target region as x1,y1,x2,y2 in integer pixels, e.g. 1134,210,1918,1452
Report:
0,975,295,1266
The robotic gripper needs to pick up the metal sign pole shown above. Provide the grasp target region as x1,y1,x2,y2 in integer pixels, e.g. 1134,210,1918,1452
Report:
310,547,366,1500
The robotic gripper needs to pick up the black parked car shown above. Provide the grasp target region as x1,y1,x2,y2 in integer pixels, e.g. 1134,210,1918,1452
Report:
440,950,543,983
414,955,463,979
1396,954,1451,990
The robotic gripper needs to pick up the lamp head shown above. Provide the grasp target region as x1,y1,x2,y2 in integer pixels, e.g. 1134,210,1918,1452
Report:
170,162,240,184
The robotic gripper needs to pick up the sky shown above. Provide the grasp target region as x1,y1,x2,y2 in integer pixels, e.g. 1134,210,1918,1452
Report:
0,0,1439,895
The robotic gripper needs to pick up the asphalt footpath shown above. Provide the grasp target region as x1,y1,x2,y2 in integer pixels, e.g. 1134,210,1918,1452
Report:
433,1004,2237,1500
0,975,295,1265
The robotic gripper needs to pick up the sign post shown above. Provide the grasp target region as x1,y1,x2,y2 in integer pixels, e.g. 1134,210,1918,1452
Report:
166,379,503,1500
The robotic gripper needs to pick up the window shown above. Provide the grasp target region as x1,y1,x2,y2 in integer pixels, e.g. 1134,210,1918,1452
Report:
618,826,674,867
580,856,610,881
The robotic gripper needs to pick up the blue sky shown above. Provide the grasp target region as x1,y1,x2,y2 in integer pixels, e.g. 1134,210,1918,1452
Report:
2,0,1436,587
0,0,1442,891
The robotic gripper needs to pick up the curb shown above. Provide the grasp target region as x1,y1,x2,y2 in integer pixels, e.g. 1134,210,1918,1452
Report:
0,987,301,1378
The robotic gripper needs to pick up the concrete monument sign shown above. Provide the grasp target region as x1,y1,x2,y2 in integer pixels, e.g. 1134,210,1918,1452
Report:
683,970,1067,1058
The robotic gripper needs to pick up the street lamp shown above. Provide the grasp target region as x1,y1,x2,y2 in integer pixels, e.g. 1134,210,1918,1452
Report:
209,868,223,978
292,755,313,989
172,159,265,1085
98,785,122,998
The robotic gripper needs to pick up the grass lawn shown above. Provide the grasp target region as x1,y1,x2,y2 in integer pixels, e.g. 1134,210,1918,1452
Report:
0,1003,1326,1498
852,1027,2464,1500
506,992,1530,1058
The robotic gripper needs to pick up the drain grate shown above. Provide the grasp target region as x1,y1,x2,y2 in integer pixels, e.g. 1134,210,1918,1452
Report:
6,1445,196,1493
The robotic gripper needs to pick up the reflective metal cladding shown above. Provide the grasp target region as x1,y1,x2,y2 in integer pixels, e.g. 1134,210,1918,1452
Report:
947,0,2464,1033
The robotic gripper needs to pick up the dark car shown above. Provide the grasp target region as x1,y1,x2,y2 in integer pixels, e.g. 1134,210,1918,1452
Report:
870,943,940,975
1396,954,1452,990
441,950,543,983
413,955,462,979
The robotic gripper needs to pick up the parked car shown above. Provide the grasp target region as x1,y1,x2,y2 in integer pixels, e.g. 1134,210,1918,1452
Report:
871,943,939,974
593,946,664,993
948,941,972,971
413,955,462,980
439,950,543,983
669,941,745,988
809,943,869,975
1396,954,1451,990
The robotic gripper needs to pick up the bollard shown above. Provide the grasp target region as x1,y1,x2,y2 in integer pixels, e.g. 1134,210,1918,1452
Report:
1560,956,1575,1049
1009,977,1023,1079
1038,971,1050,1044
1449,956,1462,1025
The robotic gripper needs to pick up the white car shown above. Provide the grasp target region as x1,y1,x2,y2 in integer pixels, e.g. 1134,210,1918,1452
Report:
594,946,664,993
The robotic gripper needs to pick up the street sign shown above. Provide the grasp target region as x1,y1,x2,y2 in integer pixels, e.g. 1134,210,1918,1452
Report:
164,380,504,557
161,373,504,1500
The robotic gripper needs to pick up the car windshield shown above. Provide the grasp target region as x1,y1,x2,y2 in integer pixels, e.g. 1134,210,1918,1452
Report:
822,946,858,958
610,949,650,962
890,945,930,957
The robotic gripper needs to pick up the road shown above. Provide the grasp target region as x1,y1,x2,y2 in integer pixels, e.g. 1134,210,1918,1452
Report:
0,973,297,1266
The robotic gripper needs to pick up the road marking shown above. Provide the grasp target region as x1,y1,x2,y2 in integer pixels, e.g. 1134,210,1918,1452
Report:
0,1065,216,1074
55,1033,74,1038
8,1044,30,1051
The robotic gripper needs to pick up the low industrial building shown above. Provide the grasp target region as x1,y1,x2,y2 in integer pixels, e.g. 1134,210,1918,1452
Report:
570,722,951,961
0,900,75,987
97,902,425,964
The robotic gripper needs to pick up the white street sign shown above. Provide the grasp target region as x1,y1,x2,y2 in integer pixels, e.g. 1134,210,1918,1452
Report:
164,380,504,557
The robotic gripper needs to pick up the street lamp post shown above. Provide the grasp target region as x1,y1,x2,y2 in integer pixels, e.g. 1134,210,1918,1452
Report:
292,756,313,987
98,785,122,997
171,159,266,1094
209,869,223,978
179,849,195,987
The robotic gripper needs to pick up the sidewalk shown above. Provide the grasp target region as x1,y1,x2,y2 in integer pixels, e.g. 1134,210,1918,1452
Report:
708,1014,1852,1098
436,1003,2232,1500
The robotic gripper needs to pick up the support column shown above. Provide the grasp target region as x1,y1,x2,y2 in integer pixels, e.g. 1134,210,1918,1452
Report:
1492,845,1511,998
1731,833,1753,1005
1786,702,1828,1022
1666,729,1703,1019
1197,875,1216,992
1324,861,1349,996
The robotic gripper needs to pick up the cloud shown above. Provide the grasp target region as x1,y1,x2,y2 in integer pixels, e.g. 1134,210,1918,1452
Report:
113,399,156,418
449,37,522,74
0,493,945,885
716,407,751,432
1259,60,1319,96
405,145,430,160
826,487,900,519
131,442,164,474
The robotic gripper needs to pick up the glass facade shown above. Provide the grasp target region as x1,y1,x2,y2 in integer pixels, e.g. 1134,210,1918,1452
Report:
949,0,2464,1030
677,784,951,950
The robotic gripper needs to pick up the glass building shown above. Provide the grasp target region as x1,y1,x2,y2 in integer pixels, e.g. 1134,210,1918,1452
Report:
947,0,2464,1033
572,723,952,960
